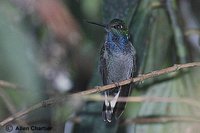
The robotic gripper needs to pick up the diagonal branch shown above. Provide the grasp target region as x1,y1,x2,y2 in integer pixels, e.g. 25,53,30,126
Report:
74,62,200,95
0,89,30,129
0,62,200,126
0,80,19,90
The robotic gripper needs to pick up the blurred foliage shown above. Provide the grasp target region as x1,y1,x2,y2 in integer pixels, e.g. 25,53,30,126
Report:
0,0,200,133
0,0,42,111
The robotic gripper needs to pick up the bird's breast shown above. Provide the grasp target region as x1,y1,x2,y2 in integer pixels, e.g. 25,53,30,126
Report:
107,53,133,84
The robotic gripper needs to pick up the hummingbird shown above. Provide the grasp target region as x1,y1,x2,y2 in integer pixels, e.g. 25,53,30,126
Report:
87,19,136,122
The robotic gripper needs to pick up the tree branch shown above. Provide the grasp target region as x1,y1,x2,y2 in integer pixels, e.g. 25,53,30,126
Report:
0,80,19,90
0,89,30,129
82,95,200,108
74,62,200,95
121,116,200,125
0,97,65,126
0,89,17,114
67,115,200,125
0,62,200,126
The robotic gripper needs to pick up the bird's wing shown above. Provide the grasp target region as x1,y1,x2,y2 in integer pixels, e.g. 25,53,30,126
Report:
99,45,113,122
130,41,137,77
99,45,108,85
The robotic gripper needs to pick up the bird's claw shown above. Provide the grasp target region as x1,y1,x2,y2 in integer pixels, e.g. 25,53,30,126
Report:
112,80,120,88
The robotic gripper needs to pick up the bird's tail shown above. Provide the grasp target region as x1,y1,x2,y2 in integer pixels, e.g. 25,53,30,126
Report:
102,84,132,122
102,102,112,122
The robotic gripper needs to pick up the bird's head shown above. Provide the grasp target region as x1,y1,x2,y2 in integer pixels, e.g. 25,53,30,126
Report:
86,19,129,37
106,19,129,37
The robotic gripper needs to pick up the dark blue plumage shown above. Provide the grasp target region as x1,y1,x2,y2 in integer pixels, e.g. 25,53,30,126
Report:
99,19,137,122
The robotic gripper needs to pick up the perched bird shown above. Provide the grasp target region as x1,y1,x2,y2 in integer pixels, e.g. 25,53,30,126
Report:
87,19,136,122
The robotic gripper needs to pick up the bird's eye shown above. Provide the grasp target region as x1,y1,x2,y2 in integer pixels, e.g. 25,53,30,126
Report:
113,25,118,29
113,25,122,29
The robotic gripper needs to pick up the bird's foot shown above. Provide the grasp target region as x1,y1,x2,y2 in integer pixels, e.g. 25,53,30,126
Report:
112,80,120,88
95,86,101,93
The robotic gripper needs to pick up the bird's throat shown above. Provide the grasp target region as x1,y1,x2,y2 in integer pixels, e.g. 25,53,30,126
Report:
106,32,128,52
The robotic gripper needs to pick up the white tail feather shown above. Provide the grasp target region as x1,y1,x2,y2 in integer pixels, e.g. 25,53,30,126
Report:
110,90,120,109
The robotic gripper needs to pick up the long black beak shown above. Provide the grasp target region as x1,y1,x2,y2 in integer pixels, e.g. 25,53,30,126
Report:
85,21,106,28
